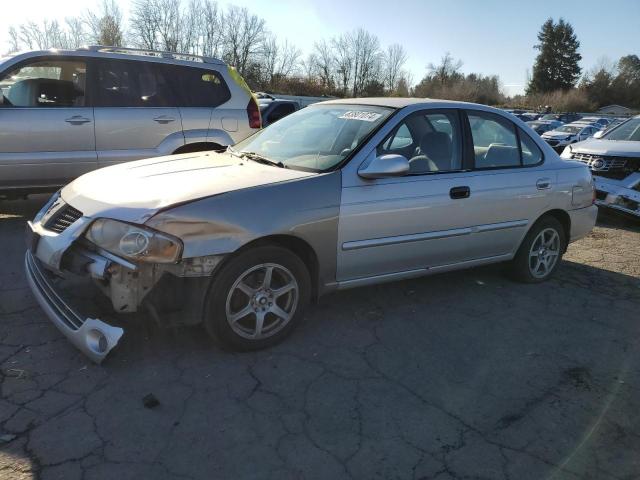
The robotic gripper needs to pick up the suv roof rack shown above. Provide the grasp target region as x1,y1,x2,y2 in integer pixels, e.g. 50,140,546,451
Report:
80,45,225,65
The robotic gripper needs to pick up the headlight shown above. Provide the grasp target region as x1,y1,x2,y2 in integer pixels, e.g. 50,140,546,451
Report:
85,218,182,263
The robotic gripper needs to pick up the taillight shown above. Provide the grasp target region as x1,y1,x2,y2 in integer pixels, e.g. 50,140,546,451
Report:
247,98,261,129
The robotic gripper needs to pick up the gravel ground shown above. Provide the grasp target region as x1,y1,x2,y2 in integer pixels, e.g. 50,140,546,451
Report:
0,196,638,480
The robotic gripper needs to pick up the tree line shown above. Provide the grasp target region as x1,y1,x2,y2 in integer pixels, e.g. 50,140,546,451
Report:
5,3,639,111
6,0,413,97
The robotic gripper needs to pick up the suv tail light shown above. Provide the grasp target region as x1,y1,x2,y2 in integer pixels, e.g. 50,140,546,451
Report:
247,98,261,129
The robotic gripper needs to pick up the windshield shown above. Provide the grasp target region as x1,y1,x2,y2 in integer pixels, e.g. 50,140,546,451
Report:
556,125,581,134
541,114,557,120
603,117,640,141
233,104,393,172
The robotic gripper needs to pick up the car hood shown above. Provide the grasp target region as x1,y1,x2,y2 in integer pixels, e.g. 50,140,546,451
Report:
543,132,572,139
568,138,640,157
61,151,315,223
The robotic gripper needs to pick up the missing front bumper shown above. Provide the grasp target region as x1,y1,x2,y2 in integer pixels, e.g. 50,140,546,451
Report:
594,174,640,219
24,250,123,363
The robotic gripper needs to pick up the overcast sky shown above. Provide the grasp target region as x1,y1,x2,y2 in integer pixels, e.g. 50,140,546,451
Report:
1,0,638,95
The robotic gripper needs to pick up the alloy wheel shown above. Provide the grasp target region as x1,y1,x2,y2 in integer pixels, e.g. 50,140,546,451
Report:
225,263,299,340
528,227,561,279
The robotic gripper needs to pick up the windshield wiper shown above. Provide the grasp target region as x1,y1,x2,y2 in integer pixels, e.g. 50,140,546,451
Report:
226,145,243,158
240,151,286,168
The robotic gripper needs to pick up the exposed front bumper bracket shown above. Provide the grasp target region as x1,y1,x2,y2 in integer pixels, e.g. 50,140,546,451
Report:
24,250,123,363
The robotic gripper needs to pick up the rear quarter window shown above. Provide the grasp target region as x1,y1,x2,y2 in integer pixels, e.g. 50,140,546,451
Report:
168,66,231,108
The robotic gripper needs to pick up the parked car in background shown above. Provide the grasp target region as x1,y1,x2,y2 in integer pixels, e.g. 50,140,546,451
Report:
562,115,640,219
0,46,260,198
540,113,582,124
258,99,300,126
581,116,611,129
542,123,600,151
25,98,597,362
527,120,563,135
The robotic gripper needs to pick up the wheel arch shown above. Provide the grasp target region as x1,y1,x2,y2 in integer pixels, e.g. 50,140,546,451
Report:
172,142,225,154
219,234,321,301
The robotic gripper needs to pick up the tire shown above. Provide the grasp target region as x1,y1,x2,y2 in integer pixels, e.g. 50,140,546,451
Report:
203,245,311,351
510,216,566,283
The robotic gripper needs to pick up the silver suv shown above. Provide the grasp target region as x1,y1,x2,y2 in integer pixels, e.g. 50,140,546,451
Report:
0,46,260,198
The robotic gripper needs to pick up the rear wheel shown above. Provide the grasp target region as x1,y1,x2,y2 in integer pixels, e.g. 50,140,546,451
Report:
203,246,310,351
510,217,566,283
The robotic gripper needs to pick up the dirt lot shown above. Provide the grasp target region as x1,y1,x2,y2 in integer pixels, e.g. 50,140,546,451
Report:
0,196,639,480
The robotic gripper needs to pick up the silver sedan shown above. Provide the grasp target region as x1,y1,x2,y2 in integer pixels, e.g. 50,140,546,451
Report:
25,98,598,362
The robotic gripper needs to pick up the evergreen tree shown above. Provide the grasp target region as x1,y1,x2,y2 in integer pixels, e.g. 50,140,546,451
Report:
527,18,582,94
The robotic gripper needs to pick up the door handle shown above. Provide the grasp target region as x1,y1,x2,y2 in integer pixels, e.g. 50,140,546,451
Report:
65,115,91,125
450,186,470,199
536,178,552,190
153,115,175,124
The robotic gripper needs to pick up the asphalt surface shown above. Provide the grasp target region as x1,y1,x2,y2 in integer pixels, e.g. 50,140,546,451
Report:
1,195,639,480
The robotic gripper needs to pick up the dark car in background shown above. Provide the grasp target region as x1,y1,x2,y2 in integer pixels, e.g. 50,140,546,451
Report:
259,99,300,126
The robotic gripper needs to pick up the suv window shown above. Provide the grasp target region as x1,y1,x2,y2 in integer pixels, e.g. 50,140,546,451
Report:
378,110,462,174
169,66,230,108
95,59,179,107
0,59,86,107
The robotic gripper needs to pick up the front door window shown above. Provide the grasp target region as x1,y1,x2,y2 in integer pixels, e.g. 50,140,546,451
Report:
0,60,86,107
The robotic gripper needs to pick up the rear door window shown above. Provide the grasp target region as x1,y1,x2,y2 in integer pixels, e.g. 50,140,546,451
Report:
467,110,543,168
94,60,180,107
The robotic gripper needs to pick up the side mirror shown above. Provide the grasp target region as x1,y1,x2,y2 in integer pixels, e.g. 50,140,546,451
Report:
592,130,604,139
358,153,409,179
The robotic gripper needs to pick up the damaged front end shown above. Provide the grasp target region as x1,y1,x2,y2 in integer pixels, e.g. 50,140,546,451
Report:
24,193,223,363
568,152,640,219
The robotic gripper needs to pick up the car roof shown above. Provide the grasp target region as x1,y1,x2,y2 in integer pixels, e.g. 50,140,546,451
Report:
318,97,484,109
6,47,226,68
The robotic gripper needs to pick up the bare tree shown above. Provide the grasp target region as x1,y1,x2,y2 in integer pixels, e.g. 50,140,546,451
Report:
130,0,159,49
382,43,407,93
348,29,381,97
222,6,265,76
7,27,20,53
199,0,223,57
312,40,334,88
428,52,463,85
332,34,352,95
85,0,124,46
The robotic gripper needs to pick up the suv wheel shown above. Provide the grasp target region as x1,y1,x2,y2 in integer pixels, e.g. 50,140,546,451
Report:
204,246,310,351
511,217,566,283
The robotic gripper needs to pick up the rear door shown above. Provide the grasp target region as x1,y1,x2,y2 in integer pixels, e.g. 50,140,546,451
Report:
92,59,184,167
0,57,96,189
167,65,232,146
462,109,550,258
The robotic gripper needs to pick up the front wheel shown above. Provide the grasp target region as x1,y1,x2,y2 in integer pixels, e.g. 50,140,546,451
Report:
203,246,311,351
510,217,566,283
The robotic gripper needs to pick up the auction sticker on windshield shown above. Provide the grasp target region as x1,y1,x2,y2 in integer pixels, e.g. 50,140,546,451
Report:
339,111,383,122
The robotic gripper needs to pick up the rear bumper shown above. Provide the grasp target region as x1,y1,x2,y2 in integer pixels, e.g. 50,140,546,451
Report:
568,205,598,243
24,250,123,363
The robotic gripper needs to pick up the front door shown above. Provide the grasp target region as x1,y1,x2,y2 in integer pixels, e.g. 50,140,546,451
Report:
92,59,184,168
337,109,479,281
0,57,96,190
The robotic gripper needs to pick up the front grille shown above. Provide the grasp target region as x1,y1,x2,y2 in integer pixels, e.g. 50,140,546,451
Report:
44,204,83,233
545,139,559,146
571,153,628,172
595,190,607,201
